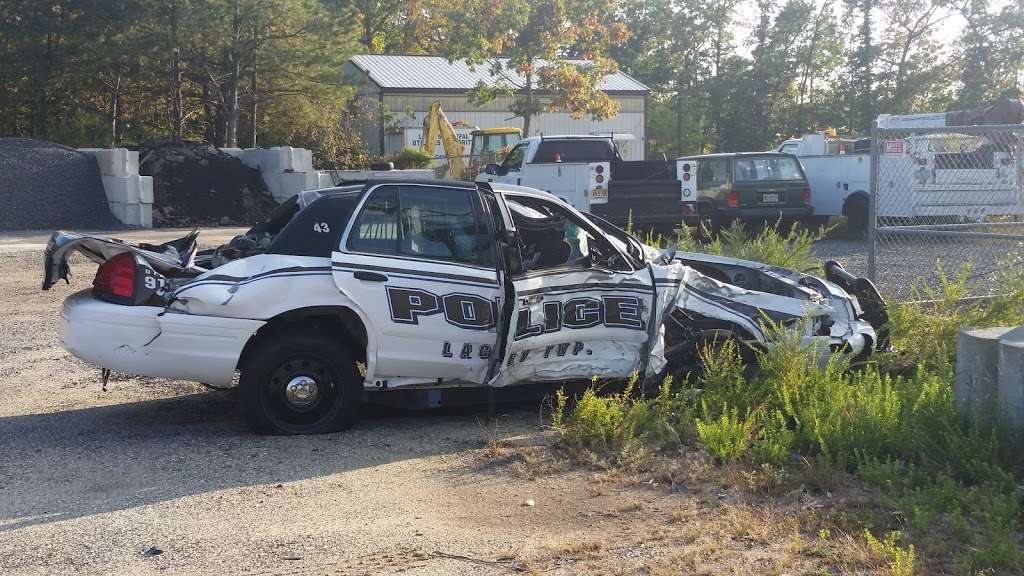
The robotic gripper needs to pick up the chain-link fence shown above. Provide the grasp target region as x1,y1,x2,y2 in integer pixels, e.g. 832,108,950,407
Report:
868,124,1024,301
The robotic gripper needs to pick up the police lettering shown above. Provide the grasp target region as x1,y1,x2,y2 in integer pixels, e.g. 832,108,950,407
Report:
514,295,645,340
388,287,496,329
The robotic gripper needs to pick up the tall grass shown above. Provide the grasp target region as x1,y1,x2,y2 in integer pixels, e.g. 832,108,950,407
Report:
552,224,1024,573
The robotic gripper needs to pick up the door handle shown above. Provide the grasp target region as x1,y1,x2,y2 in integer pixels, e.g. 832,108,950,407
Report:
354,271,388,282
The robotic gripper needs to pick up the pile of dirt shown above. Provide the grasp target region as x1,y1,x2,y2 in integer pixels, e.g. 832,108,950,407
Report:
0,139,121,232
140,140,277,228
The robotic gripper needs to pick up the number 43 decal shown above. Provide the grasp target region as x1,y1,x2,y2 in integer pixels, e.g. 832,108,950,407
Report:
313,222,330,233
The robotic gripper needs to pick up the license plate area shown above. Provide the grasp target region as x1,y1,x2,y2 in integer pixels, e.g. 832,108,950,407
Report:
761,192,779,203
591,186,607,198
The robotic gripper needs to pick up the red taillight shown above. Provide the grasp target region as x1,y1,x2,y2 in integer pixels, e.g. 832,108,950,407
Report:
681,202,695,215
682,172,691,181
726,190,738,208
596,174,604,183
93,252,136,299
595,164,604,174
803,188,811,205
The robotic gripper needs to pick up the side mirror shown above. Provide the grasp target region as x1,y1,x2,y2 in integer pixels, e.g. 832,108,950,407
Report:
484,163,500,175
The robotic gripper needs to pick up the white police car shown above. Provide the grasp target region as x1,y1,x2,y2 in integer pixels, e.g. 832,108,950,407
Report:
43,180,886,434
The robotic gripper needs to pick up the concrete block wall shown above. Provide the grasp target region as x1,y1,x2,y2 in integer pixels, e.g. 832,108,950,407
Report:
223,147,326,203
79,148,154,227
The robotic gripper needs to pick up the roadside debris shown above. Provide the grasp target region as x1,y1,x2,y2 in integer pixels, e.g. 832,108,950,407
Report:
142,546,163,558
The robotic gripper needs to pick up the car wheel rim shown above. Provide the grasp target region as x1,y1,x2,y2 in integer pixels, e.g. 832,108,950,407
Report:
265,356,339,427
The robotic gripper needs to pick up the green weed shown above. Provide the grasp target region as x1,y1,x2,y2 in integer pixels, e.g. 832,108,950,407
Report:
695,403,752,462
864,529,916,576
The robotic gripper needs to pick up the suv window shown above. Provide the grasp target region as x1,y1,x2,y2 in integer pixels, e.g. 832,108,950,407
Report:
347,185,492,266
534,140,615,163
505,195,626,274
734,156,804,182
698,158,730,188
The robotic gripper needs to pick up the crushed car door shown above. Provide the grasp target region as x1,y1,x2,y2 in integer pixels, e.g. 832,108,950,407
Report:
491,193,657,386
332,183,502,386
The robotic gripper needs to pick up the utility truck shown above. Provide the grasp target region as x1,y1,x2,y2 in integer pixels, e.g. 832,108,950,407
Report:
476,135,685,231
780,99,1024,234
776,133,871,231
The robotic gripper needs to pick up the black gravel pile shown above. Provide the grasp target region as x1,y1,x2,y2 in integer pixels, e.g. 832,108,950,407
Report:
0,139,120,231
140,140,277,228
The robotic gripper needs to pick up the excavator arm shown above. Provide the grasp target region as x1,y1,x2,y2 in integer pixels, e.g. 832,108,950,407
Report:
422,102,466,180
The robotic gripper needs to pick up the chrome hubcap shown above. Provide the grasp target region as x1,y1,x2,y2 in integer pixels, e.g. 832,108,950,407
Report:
284,376,319,408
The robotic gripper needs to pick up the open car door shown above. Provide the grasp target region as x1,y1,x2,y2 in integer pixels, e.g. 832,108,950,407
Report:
490,192,658,387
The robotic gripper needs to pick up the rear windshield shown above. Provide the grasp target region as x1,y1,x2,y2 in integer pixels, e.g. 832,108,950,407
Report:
734,156,804,182
534,140,615,163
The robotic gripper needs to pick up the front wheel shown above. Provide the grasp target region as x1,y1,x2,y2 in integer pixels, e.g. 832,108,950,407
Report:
240,332,362,435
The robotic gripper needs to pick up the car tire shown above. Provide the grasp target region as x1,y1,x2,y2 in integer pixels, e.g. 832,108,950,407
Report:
240,331,362,435
845,196,869,237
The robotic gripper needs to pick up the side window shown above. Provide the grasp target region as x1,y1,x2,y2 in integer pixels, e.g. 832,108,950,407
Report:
348,186,399,254
399,186,491,266
698,158,730,189
348,186,491,267
501,143,527,172
505,196,625,274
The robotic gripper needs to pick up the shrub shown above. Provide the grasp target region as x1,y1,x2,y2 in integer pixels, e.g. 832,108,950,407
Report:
391,147,433,169
751,410,794,466
864,530,916,576
675,219,830,273
695,403,753,462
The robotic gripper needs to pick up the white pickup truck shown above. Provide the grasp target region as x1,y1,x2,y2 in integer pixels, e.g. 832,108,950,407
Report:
43,179,885,435
477,136,687,232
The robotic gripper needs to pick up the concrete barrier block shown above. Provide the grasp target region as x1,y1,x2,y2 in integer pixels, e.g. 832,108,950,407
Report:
317,172,333,189
138,176,154,204
998,327,1024,430
955,326,1015,418
107,201,127,223
101,175,140,204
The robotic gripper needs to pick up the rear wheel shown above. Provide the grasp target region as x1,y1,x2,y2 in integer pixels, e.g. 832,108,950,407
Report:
845,195,869,237
240,331,362,435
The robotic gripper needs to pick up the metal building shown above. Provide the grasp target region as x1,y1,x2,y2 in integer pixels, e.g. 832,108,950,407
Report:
342,55,650,161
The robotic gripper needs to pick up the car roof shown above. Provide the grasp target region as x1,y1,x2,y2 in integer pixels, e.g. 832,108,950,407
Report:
677,151,796,160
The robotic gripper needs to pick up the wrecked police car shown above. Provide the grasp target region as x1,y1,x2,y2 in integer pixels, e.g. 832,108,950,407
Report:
43,180,887,434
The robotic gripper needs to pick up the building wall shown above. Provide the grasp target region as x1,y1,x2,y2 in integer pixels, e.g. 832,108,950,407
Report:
356,91,647,161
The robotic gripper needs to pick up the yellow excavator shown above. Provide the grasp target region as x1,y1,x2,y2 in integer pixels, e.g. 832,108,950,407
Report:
421,101,520,180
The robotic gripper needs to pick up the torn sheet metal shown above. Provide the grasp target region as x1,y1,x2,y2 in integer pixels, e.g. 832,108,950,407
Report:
42,229,203,290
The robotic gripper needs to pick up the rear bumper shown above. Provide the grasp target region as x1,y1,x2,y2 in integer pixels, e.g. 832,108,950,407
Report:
720,206,814,219
61,290,264,385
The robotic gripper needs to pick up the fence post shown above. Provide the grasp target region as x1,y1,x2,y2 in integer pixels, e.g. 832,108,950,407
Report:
867,123,879,282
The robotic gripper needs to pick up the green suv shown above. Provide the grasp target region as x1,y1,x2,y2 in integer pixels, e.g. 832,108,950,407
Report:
677,152,812,234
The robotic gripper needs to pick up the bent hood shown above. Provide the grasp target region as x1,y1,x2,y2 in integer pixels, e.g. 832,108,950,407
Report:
42,230,203,290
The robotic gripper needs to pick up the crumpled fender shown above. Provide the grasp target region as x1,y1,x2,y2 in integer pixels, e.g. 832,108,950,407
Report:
42,229,203,290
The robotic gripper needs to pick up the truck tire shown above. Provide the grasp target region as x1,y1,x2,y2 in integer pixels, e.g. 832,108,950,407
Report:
845,195,869,237
240,331,362,435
